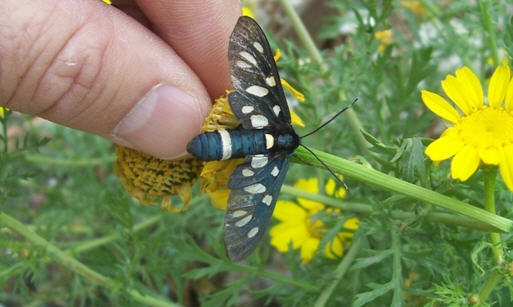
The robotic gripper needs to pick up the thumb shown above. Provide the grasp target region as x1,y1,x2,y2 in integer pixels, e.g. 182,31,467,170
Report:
0,0,214,159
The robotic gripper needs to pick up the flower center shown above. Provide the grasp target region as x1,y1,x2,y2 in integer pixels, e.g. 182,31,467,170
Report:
306,216,324,239
457,107,513,149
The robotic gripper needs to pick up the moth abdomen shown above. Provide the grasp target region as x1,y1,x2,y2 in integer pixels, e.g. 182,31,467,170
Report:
187,129,271,161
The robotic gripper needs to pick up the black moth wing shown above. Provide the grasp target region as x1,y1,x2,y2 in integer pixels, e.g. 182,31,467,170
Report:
228,16,292,129
224,152,291,261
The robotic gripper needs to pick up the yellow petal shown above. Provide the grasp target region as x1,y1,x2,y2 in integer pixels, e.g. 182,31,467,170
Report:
281,79,305,102
324,236,344,258
478,147,501,165
325,178,336,195
207,189,230,210
300,237,319,263
441,75,471,115
176,184,192,209
335,188,346,198
454,66,484,110
270,222,309,251
242,7,255,18
343,217,359,230
488,65,510,108
295,178,324,211
440,125,459,137
273,200,307,221
290,110,305,127
421,90,461,124
324,178,346,198
295,178,319,193
499,144,513,191
451,145,480,181
274,48,281,62
504,78,513,112
425,135,463,161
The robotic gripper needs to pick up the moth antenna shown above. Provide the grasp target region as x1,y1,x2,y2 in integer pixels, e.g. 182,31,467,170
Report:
300,98,358,139
299,144,349,191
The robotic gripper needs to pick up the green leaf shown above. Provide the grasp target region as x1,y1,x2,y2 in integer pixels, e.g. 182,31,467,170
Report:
353,281,394,307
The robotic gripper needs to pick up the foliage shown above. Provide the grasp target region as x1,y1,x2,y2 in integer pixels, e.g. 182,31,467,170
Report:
2,0,513,306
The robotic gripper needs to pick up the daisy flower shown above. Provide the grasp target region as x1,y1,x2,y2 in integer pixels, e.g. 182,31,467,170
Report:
270,178,358,263
422,64,513,190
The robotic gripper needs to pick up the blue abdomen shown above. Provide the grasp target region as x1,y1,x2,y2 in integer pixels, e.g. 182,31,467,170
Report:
187,129,268,161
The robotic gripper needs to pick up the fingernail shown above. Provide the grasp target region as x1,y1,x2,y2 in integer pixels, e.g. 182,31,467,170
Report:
112,84,204,159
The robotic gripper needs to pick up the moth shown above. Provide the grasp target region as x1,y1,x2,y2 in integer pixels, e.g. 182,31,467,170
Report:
187,16,299,261
187,15,356,260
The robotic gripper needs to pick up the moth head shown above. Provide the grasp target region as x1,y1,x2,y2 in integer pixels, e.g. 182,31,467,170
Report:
275,132,300,151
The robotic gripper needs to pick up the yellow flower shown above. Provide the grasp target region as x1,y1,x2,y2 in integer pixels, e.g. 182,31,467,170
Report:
0,107,5,118
114,145,203,211
270,178,358,263
374,30,393,52
422,64,513,190
401,1,427,20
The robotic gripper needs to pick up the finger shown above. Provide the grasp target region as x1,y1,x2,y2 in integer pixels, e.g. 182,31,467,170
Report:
135,0,242,99
0,0,212,159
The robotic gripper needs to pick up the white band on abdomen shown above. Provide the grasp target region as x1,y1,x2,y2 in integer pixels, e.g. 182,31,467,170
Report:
218,129,232,160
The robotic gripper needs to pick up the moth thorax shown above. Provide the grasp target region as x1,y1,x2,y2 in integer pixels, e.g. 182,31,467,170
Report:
276,133,299,151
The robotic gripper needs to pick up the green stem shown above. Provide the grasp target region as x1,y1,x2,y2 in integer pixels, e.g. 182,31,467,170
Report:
479,0,499,65
277,0,370,157
483,168,503,265
0,211,179,307
478,270,502,303
391,230,403,306
277,0,323,68
314,237,362,307
281,185,498,231
477,168,504,304
294,147,513,232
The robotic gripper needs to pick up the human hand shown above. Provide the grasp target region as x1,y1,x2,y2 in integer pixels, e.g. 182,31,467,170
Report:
0,0,241,159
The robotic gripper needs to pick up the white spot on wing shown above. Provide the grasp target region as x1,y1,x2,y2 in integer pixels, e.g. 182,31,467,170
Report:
250,115,268,128
242,168,254,177
253,42,264,53
265,76,276,87
236,60,252,68
247,227,259,238
240,51,257,66
273,105,281,116
251,155,268,168
265,134,274,149
244,183,266,194
232,210,247,218
246,85,269,97
271,166,279,177
262,195,272,206
242,106,254,114
235,215,252,227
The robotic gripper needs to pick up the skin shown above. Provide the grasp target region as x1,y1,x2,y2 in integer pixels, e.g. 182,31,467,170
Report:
0,0,242,159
